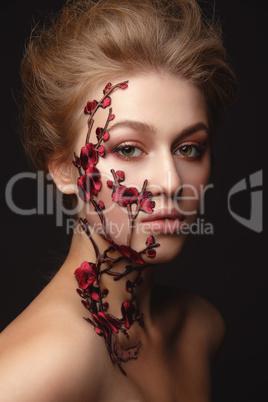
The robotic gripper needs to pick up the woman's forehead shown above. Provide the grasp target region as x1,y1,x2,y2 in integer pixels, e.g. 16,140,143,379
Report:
85,72,208,136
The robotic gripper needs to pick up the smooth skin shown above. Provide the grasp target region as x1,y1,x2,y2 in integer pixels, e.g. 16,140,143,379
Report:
0,72,225,401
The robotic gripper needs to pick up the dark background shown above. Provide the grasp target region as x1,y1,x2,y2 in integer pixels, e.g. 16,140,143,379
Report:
1,1,267,401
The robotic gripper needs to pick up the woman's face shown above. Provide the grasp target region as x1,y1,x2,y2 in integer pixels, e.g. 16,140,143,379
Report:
73,72,211,263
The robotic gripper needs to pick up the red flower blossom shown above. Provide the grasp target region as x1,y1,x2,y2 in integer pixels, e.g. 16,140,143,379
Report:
87,165,102,195
104,83,112,92
104,237,144,265
76,288,85,298
118,245,144,264
146,235,155,245
95,127,103,140
77,165,102,202
84,100,98,115
109,114,115,121
98,145,105,157
81,300,89,310
115,170,125,182
145,249,156,258
91,292,99,301
102,288,109,297
74,262,98,289
120,83,128,89
138,191,155,213
92,311,120,339
102,96,111,108
80,143,98,170
103,132,109,141
98,200,105,210
121,300,135,329
95,128,109,142
107,180,114,189
112,185,139,207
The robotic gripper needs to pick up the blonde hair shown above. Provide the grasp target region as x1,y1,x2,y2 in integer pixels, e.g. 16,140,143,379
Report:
21,0,237,176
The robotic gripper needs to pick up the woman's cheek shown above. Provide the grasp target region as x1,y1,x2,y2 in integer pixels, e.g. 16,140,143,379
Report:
81,180,129,244
179,160,210,216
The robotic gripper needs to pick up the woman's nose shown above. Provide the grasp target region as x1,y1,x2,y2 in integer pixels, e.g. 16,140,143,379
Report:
146,150,182,198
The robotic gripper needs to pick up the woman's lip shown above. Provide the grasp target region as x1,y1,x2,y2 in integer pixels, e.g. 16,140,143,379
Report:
140,218,186,234
141,209,186,223
140,209,186,234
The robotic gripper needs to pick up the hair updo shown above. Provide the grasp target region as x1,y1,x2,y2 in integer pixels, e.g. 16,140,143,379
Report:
20,0,237,206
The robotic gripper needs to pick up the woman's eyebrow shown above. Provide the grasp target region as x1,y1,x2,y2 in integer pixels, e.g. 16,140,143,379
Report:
108,120,156,134
179,122,210,140
108,120,210,138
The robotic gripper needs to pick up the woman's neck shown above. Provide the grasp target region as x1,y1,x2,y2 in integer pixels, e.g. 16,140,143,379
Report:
66,228,157,328
63,227,158,374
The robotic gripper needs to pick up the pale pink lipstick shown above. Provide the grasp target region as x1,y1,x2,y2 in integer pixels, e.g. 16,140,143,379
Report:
140,208,186,234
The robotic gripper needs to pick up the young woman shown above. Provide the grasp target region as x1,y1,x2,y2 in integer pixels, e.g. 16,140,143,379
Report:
0,0,237,400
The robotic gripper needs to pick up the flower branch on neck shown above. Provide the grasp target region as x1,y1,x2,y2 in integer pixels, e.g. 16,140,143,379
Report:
72,81,159,375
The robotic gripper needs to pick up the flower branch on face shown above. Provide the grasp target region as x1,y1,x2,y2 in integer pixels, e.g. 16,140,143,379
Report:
72,81,159,375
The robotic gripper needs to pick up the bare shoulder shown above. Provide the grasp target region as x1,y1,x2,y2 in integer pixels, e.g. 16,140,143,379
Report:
153,284,225,360
0,291,104,401
179,290,226,359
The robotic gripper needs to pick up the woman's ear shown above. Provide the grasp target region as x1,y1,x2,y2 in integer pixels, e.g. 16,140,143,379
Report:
48,161,78,195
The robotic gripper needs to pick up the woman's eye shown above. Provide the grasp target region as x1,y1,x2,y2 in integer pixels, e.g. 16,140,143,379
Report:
116,145,142,158
175,144,205,159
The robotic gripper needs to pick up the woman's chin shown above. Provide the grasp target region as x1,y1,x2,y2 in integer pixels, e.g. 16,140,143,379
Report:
132,233,188,265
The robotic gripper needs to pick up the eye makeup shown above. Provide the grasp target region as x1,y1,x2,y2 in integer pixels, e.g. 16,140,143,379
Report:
112,142,145,160
174,142,207,160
